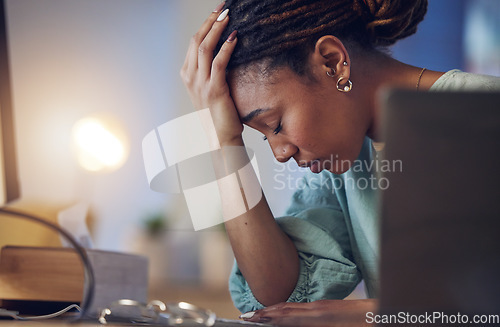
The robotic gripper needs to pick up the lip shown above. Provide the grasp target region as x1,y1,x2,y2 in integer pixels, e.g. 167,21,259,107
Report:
298,159,320,169
310,160,322,173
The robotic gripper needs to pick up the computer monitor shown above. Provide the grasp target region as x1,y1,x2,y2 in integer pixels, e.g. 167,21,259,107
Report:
0,0,20,206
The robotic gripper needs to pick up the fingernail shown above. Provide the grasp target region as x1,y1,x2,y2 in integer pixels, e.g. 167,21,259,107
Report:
227,30,237,42
239,311,255,319
217,8,229,22
213,2,225,13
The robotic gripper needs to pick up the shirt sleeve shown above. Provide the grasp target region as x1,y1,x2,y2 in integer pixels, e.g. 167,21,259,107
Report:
228,171,362,313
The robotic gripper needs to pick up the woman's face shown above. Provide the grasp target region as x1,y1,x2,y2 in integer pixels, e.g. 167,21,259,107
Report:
229,65,370,174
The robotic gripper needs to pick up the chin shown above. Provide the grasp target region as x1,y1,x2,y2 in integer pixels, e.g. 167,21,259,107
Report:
326,167,351,175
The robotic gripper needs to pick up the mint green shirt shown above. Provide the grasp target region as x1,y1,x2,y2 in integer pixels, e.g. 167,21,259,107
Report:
228,70,500,313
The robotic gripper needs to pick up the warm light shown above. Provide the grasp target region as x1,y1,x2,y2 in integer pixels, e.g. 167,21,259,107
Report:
72,117,128,172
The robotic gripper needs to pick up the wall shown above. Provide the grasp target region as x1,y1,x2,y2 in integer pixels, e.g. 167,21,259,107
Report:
5,0,188,250
391,0,466,71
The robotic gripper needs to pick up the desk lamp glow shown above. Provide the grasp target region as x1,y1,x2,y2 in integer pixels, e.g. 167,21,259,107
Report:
72,117,128,172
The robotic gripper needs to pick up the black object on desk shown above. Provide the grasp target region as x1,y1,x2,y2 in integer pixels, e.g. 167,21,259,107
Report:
379,90,500,317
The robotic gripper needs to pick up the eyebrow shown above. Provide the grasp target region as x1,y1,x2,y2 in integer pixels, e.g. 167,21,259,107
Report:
241,108,270,123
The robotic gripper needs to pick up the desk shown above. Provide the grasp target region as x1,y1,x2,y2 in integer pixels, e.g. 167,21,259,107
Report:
0,283,242,326
148,283,240,319
0,318,262,327
0,321,102,326
0,321,255,326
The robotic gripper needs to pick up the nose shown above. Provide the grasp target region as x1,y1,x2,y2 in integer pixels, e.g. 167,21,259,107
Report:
270,140,298,163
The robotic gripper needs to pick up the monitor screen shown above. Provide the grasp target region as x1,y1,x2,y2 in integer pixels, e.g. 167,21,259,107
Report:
0,0,20,206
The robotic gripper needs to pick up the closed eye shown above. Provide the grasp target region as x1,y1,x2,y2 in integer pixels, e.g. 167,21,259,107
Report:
273,123,282,135
263,122,282,141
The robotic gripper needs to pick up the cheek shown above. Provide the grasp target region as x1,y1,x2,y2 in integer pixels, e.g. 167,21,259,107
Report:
285,115,310,142
283,107,326,151
288,122,321,152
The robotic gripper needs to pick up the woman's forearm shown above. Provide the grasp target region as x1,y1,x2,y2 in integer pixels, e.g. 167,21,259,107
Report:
226,196,300,306
213,140,300,306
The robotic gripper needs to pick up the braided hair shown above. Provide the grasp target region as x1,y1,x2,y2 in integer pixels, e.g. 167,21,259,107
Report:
217,0,427,76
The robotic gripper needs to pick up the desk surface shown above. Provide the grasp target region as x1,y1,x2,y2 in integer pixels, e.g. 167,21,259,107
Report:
0,319,265,327
0,321,102,326
0,283,243,326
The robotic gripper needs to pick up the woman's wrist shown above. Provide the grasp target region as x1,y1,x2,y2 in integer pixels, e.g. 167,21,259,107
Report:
218,135,244,147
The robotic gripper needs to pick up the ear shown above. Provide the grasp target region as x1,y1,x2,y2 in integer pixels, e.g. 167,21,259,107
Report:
310,35,351,80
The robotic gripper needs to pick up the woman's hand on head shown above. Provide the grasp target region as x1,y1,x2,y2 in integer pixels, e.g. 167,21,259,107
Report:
241,299,379,327
180,6,243,146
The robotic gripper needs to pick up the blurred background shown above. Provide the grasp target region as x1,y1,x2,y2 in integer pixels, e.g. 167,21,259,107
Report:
0,0,498,318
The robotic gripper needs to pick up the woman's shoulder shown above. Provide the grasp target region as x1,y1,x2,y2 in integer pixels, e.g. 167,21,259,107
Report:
430,69,500,92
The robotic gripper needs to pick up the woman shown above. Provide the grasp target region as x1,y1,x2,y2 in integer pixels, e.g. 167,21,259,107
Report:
180,0,500,325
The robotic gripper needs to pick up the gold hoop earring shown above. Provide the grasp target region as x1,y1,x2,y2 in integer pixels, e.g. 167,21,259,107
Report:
336,77,352,92
326,69,336,78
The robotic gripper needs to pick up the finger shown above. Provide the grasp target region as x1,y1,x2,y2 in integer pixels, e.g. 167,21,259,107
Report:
242,304,285,321
198,9,230,76
245,307,311,324
242,303,311,322
256,301,306,313
184,2,226,73
210,30,238,84
239,303,284,321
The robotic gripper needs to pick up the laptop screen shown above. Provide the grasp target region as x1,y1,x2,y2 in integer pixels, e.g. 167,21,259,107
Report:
378,89,500,317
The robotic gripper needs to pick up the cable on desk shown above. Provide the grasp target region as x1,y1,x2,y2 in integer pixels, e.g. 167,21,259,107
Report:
0,207,95,321
1,304,82,320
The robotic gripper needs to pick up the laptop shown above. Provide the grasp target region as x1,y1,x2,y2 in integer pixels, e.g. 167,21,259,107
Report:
378,90,500,318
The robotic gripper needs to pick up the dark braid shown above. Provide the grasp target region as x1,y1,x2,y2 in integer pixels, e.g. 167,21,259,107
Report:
355,0,428,46
216,0,427,76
